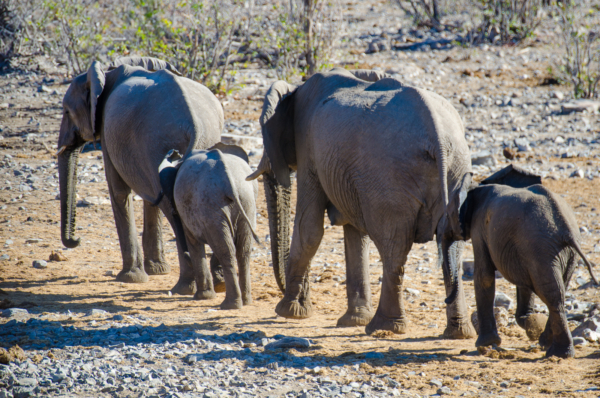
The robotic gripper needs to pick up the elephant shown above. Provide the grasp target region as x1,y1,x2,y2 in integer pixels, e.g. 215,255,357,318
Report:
246,67,475,337
452,164,599,358
57,56,224,294
152,143,259,309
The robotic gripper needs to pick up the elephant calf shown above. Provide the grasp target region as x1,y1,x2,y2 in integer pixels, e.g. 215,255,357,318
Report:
454,165,598,358
156,143,259,309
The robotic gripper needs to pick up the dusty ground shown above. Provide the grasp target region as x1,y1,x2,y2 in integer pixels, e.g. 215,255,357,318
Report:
1,1,600,396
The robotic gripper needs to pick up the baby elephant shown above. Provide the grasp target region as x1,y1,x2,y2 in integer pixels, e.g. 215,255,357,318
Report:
453,165,598,358
157,143,259,309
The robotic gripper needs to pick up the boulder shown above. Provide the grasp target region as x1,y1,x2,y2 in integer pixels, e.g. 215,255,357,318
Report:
525,313,548,341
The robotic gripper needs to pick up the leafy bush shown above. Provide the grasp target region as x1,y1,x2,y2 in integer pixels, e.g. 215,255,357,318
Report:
555,1,600,98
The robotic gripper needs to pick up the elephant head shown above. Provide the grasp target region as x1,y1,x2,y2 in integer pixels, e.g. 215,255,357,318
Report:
246,81,297,292
57,57,180,249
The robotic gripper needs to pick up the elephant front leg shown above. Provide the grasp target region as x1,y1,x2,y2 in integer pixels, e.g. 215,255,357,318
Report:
142,201,170,275
162,205,196,295
210,254,226,293
473,244,501,347
365,245,410,335
106,156,148,283
438,234,476,339
187,241,216,301
275,180,327,320
337,224,374,327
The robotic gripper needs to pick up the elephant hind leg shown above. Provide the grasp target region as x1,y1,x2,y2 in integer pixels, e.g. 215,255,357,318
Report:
236,224,253,306
142,201,170,275
209,229,243,310
365,231,413,335
337,224,374,327
535,274,574,358
515,286,535,329
105,154,148,283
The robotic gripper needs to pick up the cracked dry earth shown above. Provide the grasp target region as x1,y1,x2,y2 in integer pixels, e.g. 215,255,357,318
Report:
2,2,600,398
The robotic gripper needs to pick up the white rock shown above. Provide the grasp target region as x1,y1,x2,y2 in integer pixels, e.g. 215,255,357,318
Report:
405,287,421,296
561,100,600,113
583,328,600,342
494,291,513,310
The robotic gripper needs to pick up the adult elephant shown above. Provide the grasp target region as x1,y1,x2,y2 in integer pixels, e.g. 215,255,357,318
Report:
57,56,223,294
247,68,475,337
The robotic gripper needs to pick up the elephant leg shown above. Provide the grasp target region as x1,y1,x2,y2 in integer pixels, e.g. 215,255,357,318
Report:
210,253,226,293
212,237,243,310
105,154,148,283
142,201,170,275
236,226,253,306
275,175,327,319
474,244,501,347
337,224,374,327
515,286,535,329
438,231,476,339
536,279,573,358
365,239,411,335
187,236,215,301
160,203,196,295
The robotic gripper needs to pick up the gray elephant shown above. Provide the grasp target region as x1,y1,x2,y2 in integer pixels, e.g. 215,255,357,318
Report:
452,164,599,358
247,67,475,337
57,56,223,294
153,143,259,309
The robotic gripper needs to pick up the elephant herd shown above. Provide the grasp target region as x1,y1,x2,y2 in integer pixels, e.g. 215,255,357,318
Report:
57,57,597,358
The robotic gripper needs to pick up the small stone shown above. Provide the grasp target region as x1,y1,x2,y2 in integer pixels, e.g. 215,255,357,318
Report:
104,270,114,276
437,386,452,395
471,150,496,167
499,381,510,388
494,291,513,310
572,315,600,336
583,328,600,342
514,137,531,152
37,85,52,93
0,254,9,261
32,260,47,269
25,239,41,244
88,309,109,317
1,308,28,318
430,378,443,387
525,313,548,341
551,91,564,100
570,169,584,178
573,336,587,347
264,336,311,350
405,287,420,296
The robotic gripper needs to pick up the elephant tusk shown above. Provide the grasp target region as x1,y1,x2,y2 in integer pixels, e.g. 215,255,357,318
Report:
56,145,67,156
246,169,264,181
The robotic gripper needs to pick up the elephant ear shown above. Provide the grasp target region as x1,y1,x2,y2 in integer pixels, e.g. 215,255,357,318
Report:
349,69,390,82
87,61,105,137
210,143,249,164
108,56,182,76
447,172,473,241
258,80,297,188
481,164,541,188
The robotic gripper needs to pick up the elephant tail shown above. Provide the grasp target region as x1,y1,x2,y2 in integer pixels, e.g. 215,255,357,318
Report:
571,239,599,285
221,160,260,244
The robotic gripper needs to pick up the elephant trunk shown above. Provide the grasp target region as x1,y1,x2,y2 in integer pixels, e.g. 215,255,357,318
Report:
58,145,83,248
263,172,291,293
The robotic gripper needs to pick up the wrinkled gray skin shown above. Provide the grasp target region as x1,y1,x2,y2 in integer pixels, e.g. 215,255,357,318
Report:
455,165,599,358
57,57,223,294
156,143,259,309
247,68,475,337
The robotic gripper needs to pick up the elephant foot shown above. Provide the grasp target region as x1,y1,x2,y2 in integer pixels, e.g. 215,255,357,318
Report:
170,278,197,295
443,320,476,340
275,297,313,319
337,306,374,327
116,268,149,283
545,343,574,359
220,298,243,310
365,312,407,335
242,295,252,306
475,331,501,348
144,259,170,275
194,289,216,300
